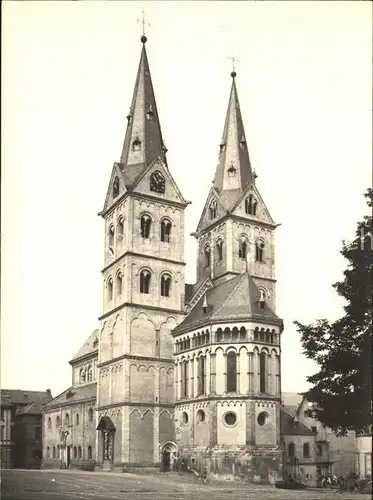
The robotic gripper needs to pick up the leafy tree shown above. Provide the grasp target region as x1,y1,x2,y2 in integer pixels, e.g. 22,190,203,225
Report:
294,189,372,436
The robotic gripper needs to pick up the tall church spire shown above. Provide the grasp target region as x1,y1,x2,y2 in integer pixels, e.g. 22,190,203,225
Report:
213,71,254,207
120,35,167,172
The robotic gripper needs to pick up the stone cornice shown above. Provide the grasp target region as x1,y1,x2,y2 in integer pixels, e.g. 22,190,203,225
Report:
99,302,186,321
43,396,96,412
102,252,186,274
175,394,281,405
194,213,278,238
97,401,174,411
97,353,174,368
69,351,98,366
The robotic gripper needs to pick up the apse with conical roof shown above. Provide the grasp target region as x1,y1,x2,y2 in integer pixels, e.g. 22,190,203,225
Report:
120,35,167,177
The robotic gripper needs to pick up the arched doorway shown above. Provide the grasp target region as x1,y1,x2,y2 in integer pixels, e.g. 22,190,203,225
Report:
160,441,177,472
96,416,116,468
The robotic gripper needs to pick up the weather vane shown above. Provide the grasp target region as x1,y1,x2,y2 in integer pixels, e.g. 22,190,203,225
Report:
137,10,150,37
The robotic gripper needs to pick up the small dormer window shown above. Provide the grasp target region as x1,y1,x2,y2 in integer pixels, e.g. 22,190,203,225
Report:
209,199,217,220
258,289,266,309
240,135,246,146
219,143,226,154
132,136,141,152
146,104,154,120
150,171,165,194
228,163,236,178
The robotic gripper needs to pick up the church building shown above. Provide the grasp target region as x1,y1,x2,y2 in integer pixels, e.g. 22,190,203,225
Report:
42,33,284,482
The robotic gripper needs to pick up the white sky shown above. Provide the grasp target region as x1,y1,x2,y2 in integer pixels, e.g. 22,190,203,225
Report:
1,1,372,398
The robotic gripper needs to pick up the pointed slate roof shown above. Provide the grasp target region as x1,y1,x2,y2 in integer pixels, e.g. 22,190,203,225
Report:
213,72,254,211
173,272,281,335
70,329,99,364
119,36,166,183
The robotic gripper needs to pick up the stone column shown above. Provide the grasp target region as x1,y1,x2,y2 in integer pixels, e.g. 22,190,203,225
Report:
206,351,211,395
253,350,258,393
153,407,160,463
122,406,129,463
189,358,194,398
247,352,253,393
194,356,199,397
271,351,276,395
236,352,240,393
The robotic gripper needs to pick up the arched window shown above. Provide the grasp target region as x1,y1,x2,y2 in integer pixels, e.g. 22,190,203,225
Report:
254,328,259,341
209,199,217,219
107,277,113,301
88,408,93,422
232,327,239,341
112,176,120,198
303,442,310,457
160,274,171,297
80,369,86,383
259,352,267,393
227,352,237,393
73,446,77,459
87,446,92,459
108,225,115,249
132,136,141,152
204,245,211,267
57,444,60,458
198,356,206,396
64,413,70,426
47,417,51,429
216,239,223,262
78,446,82,459
140,269,151,294
140,215,151,238
56,416,60,427
117,216,124,239
46,446,50,458
239,239,247,259
160,219,172,243
181,360,189,398
150,170,165,193
116,271,123,296
75,413,80,426
216,328,223,342
52,446,56,458
87,365,93,382
240,327,246,340
245,195,257,215
288,443,295,457
255,239,264,262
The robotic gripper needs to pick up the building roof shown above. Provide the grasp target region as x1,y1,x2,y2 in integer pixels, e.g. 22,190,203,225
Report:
16,394,53,416
212,73,254,210
174,272,281,334
0,389,52,406
281,407,315,436
70,329,99,363
119,36,167,179
43,383,97,411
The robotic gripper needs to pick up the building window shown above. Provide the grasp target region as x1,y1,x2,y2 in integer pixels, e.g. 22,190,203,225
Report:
140,270,151,294
160,219,172,243
64,414,70,426
311,426,317,433
257,412,268,426
255,239,264,262
80,369,86,383
150,170,165,193
108,225,115,249
132,136,141,152
288,443,295,457
227,352,237,393
117,216,124,239
73,446,77,459
78,446,82,459
116,271,123,296
75,414,80,426
52,446,56,458
204,245,211,267
196,409,205,423
181,360,189,398
88,408,93,422
303,442,310,458
209,199,217,219
88,446,92,459
216,239,223,261
140,215,151,238
56,416,60,427
239,239,247,259
107,277,113,301
181,412,188,424
160,274,171,297
245,195,257,215
47,418,52,429
259,352,267,393
87,365,93,382
46,446,50,458
57,444,60,458
198,356,206,396
112,176,119,198
223,412,237,426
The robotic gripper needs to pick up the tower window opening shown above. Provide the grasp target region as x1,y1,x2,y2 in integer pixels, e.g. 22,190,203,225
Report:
150,170,165,193
140,270,151,294
259,352,267,393
209,199,217,220
216,239,223,262
204,245,211,267
161,219,172,243
146,104,154,120
239,239,247,259
226,351,237,393
255,239,264,262
107,277,113,301
245,195,257,216
87,365,93,382
132,136,141,152
116,271,123,296
228,164,236,178
161,274,171,297
112,176,120,198
108,225,115,249
140,215,151,238
118,216,124,239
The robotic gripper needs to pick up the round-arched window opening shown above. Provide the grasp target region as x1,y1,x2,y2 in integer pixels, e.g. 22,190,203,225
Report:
181,412,188,424
224,412,237,426
197,410,205,423
257,412,269,426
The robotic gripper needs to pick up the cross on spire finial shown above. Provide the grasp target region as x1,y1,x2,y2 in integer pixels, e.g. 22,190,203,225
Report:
137,10,150,41
228,53,240,77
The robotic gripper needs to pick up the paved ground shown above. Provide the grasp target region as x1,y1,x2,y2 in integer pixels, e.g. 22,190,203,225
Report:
0,469,363,500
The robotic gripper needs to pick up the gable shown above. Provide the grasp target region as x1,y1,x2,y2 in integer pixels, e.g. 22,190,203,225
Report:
196,188,228,233
231,184,275,225
131,157,186,205
102,163,127,212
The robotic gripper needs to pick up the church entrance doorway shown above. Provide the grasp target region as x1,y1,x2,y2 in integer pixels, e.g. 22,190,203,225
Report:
96,416,116,469
160,441,177,472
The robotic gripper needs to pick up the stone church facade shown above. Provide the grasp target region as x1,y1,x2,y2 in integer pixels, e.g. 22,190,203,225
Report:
42,34,284,482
